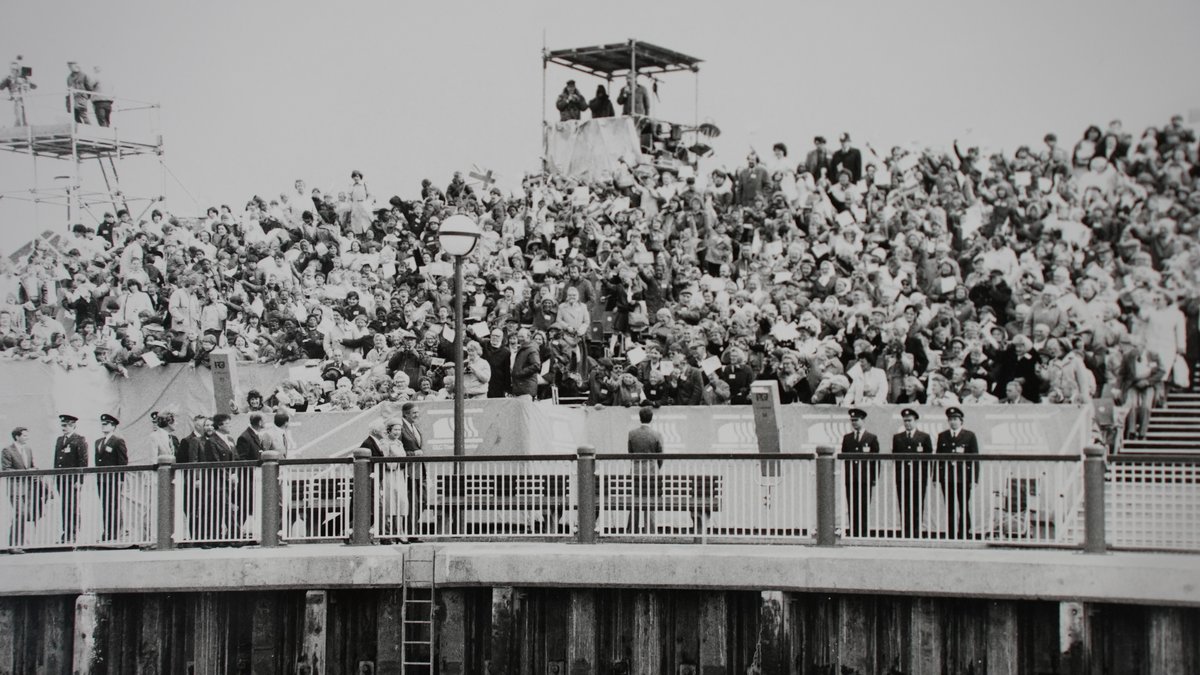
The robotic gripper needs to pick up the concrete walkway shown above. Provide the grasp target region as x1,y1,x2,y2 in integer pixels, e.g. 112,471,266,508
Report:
1,542,1197,607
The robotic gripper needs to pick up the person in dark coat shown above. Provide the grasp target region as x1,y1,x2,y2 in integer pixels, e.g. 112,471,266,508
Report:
829,132,864,183
935,407,980,539
714,347,754,405
840,408,880,537
200,414,237,540
891,408,934,539
94,413,128,541
482,329,512,398
360,421,386,458
235,414,266,461
510,327,541,399
626,406,664,532
589,85,614,119
556,80,588,121
53,413,88,544
668,344,705,405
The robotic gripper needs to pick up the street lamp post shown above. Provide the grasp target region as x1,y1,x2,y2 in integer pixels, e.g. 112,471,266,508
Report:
437,215,482,456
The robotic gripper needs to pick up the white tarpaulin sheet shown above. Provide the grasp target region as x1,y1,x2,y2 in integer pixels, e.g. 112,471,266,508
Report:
544,117,641,180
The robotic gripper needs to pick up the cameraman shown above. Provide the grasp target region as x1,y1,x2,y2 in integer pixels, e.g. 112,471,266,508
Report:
0,58,36,126
556,80,587,122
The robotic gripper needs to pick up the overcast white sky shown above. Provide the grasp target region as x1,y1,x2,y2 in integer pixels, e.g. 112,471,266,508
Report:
0,0,1196,253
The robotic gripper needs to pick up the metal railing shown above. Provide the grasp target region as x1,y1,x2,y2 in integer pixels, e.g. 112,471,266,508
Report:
1107,455,1200,552
2,445,1197,555
0,466,156,550
280,459,353,542
172,463,260,546
371,455,576,541
838,456,1084,547
594,454,816,542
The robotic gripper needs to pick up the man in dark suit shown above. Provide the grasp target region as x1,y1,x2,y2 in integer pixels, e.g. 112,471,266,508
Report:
482,328,512,398
235,413,265,461
177,415,208,464
935,407,980,539
627,406,664,533
53,413,88,544
201,414,237,540
360,421,385,458
668,345,704,405
177,415,209,540
94,413,129,542
891,408,934,539
233,413,266,529
840,407,880,537
510,327,541,399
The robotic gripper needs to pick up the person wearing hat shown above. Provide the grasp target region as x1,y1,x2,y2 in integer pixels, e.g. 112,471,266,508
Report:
54,413,88,544
935,407,979,539
379,418,412,543
556,79,587,121
891,408,934,539
830,132,863,183
94,413,128,542
840,407,880,537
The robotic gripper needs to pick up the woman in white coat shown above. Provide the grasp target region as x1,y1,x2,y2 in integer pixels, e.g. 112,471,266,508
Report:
379,419,410,543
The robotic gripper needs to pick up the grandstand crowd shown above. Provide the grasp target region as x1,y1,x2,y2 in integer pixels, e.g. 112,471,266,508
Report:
0,116,1197,441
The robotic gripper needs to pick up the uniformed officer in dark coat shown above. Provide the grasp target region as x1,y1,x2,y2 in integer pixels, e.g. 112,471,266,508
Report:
94,413,128,541
840,407,880,537
891,408,934,539
935,407,980,539
53,413,88,543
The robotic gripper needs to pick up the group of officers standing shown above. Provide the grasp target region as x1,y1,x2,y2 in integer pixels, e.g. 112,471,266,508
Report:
0,413,129,550
840,406,980,539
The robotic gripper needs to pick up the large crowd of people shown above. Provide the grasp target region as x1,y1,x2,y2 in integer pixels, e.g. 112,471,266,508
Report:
1,115,1197,445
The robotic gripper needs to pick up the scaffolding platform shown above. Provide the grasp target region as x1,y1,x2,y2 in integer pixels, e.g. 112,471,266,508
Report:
0,123,162,160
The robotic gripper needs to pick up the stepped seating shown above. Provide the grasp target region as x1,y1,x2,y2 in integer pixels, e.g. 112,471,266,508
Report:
1122,367,1200,453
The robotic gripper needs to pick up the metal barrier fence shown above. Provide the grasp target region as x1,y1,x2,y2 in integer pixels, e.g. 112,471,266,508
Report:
2,447,1198,554
594,454,816,542
280,460,353,542
372,456,576,541
0,466,156,550
1107,456,1200,552
839,456,1084,547
172,463,260,546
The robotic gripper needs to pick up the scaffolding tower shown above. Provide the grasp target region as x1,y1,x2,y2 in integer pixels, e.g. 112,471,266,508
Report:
0,87,165,230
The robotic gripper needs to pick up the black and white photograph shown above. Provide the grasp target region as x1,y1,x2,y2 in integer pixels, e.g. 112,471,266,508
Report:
0,1,1198,673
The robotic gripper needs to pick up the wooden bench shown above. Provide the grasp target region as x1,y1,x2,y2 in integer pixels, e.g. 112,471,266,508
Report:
434,473,571,534
600,473,723,534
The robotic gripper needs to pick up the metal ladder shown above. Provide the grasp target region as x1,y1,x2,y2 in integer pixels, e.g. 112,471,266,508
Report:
402,550,436,674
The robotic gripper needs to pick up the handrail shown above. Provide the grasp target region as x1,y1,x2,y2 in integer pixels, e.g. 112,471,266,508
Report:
835,454,1083,462
1109,454,1200,464
0,447,1194,554
1,463,158,478
598,452,817,461
371,453,576,464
